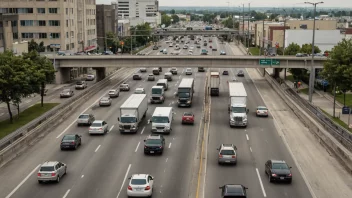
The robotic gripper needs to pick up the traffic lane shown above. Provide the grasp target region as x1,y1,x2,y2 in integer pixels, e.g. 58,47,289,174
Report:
0,68,137,198
205,72,265,198
117,69,206,198
237,68,312,198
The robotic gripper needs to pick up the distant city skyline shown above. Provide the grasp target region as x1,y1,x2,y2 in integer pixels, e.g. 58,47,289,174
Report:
96,0,352,8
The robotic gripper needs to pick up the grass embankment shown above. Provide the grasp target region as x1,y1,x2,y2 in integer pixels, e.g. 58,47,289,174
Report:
0,103,59,139
320,108,352,133
133,43,152,54
249,47,260,55
335,93,352,107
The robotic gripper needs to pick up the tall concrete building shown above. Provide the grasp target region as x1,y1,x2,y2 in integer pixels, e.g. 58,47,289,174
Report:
0,0,97,54
117,0,160,26
96,4,116,50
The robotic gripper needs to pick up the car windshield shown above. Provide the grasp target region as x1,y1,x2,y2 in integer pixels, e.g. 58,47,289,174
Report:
40,166,55,172
220,150,235,155
238,70,243,73
109,90,116,93
272,163,289,169
231,107,246,113
179,92,190,98
91,122,102,127
76,82,83,85
183,112,193,116
63,89,70,92
63,135,75,140
79,114,89,119
258,107,267,110
121,117,137,123
101,97,109,101
152,89,162,94
152,116,169,123
145,139,162,144
149,75,154,77
131,179,147,185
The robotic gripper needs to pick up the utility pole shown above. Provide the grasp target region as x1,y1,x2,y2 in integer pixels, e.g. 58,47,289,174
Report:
247,3,251,52
305,1,324,103
242,4,245,44
261,19,265,56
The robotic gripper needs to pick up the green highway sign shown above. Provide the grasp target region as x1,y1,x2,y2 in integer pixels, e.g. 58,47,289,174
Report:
259,59,280,66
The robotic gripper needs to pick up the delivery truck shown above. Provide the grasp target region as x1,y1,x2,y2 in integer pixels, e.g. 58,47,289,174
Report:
210,72,220,96
228,82,249,127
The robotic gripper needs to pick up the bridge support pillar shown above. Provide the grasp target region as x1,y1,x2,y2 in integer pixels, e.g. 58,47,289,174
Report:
93,67,106,82
54,67,71,84
273,68,280,79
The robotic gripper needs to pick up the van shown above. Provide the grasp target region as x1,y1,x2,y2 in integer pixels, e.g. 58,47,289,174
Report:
153,68,160,75
156,79,168,91
162,49,168,54
164,72,172,81
151,107,174,134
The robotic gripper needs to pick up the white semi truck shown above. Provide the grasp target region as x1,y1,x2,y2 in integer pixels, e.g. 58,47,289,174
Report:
118,94,148,133
210,72,220,96
228,82,249,127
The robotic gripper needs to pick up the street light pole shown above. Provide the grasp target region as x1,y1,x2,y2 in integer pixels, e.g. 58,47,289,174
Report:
247,3,251,52
305,1,324,103
242,4,245,44
283,9,287,80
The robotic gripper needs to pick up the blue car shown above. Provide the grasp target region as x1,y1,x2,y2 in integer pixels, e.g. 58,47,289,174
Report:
220,51,226,55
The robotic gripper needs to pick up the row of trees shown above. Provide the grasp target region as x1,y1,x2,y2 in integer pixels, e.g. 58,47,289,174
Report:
222,17,239,29
0,50,55,123
283,43,322,56
161,14,180,27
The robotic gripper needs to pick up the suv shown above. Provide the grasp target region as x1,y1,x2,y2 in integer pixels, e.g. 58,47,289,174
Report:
217,144,237,165
75,81,87,89
170,67,178,75
144,134,165,155
119,83,130,91
153,68,160,75
198,67,205,72
37,161,67,183
219,184,248,198
133,74,142,80
265,159,292,183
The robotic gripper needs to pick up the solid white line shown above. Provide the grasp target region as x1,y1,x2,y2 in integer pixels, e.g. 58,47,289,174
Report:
116,164,132,198
95,145,101,152
5,164,41,198
246,134,249,141
140,127,145,134
108,125,114,133
81,175,84,178
249,147,253,152
168,142,171,148
255,168,267,197
166,158,168,163
62,189,71,198
135,142,140,152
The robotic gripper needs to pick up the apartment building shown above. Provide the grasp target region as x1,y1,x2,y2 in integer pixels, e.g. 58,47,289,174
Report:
0,0,97,54
117,0,160,26
96,4,116,50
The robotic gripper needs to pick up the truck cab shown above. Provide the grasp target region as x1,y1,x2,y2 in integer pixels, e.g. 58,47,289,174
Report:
164,72,173,81
156,79,168,91
150,86,165,104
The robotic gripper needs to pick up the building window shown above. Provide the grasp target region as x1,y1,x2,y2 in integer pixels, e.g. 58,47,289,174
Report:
50,33,60,39
71,43,74,48
18,8,33,13
39,33,47,38
22,33,34,39
37,8,45,14
66,44,69,50
66,32,69,38
49,20,60,26
70,31,74,38
12,20,18,27
38,20,46,26
0,33,3,40
66,8,68,15
13,32,18,39
49,8,58,14
20,20,34,26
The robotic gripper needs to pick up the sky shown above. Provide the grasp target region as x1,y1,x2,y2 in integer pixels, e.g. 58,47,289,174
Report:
96,0,352,8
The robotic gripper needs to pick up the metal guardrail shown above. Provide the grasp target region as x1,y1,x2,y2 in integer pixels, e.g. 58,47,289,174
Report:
0,68,124,150
269,74,352,151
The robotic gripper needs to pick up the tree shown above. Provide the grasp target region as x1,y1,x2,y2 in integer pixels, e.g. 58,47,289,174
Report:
254,12,267,20
222,17,239,29
22,50,55,107
171,14,180,23
28,39,45,52
321,39,352,117
171,9,175,14
161,14,171,27
269,14,279,20
132,23,152,46
220,13,226,18
288,68,308,81
106,32,119,53
284,43,301,55
301,43,321,54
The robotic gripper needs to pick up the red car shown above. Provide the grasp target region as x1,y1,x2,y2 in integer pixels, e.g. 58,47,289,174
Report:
209,45,212,48
182,112,195,125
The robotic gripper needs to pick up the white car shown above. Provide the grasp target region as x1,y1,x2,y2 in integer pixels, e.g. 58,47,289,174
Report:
89,120,109,135
134,88,146,94
185,68,193,75
127,174,154,197
86,74,95,81
183,45,188,49
108,89,119,98
256,106,269,117
120,83,130,91
140,68,147,72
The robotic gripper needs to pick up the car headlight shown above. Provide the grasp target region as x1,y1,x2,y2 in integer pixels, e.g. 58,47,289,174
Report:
230,117,234,122
131,125,136,129
165,126,170,129
187,100,191,103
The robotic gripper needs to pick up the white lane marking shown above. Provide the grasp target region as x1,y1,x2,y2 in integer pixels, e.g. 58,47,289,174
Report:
168,142,172,148
166,158,168,163
5,164,41,198
116,164,132,198
62,189,71,198
255,168,267,197
140,126,145,134
135,142,140,152
95,145,101,152
250,147,253,152
246,134,249,141
108,125,114,133
81,175,84,178
147,119,150,124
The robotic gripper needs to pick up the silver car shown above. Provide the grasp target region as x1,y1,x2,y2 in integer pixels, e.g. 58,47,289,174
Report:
147,74,155,81
217,144,237,165
127,174,154,197
37,161,67,183
140,68,147,72
108,89,119,98
256,106,269,117
77,114,95,126
185,68,192,75
89,120,109,135
60,89,74,98
134,88,146,94
75,81,87,89
99,96,112,106
86,74,95,81
120,83,130,91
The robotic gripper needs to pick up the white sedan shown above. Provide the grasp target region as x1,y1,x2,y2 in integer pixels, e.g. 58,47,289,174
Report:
127,174,154,197
256,106,269,117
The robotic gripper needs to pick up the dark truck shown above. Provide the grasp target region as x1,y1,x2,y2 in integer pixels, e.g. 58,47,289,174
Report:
177,78,194,107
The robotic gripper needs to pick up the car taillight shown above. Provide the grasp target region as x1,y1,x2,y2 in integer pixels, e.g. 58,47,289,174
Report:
232,155,236,158
159,146,163,149
99,128,103,130
288,174,292,177
145,186,150,190
51,173,56,177
37,173,41,177
71,141,75,145
89,127,92,130
257,111,260,113
219,154,223,158
144,146,147,148
272,174,277,177
128,186,132,190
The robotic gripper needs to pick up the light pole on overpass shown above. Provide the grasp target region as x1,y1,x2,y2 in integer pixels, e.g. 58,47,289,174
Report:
283,9,288,80
305,1,324,103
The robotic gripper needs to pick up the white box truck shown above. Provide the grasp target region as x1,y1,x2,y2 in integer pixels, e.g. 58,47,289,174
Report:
210,72,220,96
151,107,174,134
118,94,148,133
150,85,165,104
228,82,249,127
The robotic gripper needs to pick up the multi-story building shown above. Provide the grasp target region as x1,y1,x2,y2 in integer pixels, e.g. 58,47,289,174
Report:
0,0,97,54
118,19,131,37
96,4,116,50
117,0,160,26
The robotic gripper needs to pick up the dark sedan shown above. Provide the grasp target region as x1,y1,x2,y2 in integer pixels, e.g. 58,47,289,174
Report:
222,70,229,75
60,134,82,150
265,159,292,183
237,70,245,77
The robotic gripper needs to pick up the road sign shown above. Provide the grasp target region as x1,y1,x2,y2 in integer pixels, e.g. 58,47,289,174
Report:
259,59,280,66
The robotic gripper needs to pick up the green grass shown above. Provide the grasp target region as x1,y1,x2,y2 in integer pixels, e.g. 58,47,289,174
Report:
299,88,309,95
334,93,352,107
320,108,352,133
133,43,152,55
286,75,295,82
0,103,59,139
249,47,260,55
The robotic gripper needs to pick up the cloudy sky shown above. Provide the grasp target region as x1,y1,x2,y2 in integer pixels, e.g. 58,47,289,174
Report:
96,0,352,7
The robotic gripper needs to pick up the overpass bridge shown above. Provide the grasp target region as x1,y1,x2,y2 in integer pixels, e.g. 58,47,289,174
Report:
153,30,255,36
